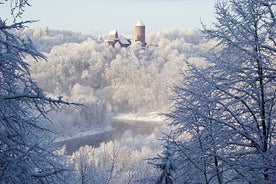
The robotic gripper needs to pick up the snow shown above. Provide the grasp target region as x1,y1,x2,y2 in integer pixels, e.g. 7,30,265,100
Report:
108,29,118,35
113,112,166,122
105,38,116,42
135,20,145,27
118,38,130,45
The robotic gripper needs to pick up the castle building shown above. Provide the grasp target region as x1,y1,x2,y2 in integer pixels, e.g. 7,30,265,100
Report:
104,20,146,47
104,29,131,47
134,20,146,47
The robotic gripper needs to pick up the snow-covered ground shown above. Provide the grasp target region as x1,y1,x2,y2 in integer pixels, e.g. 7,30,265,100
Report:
113,112,166,123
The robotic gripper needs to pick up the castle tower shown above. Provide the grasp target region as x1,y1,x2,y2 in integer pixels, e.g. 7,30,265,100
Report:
134,20,146,47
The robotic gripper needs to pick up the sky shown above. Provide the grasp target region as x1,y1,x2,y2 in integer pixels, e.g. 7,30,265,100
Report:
1,0,217,34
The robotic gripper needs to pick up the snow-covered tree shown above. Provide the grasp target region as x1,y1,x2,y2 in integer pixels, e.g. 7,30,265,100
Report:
168,65,226,183
151,134,176,184
202,0,276,182
0,1,75,183
162,0,276,183
70,145,100,184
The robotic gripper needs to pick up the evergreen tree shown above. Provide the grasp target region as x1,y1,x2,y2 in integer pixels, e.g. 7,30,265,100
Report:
151,135,176,184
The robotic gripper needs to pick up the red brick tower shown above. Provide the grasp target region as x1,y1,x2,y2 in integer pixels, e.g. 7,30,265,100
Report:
134,20,146,47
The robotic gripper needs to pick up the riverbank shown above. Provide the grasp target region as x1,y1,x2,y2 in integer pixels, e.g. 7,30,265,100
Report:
54,112,166,143
113,112,166,123
55,119,164,154
54,125,113,143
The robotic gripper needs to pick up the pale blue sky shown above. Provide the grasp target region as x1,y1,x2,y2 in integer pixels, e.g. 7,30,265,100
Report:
1,0,216,34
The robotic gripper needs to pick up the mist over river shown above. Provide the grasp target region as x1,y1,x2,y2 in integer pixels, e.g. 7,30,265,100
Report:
56,120,162,155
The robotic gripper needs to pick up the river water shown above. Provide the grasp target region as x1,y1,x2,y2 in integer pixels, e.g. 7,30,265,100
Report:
56,120,161,155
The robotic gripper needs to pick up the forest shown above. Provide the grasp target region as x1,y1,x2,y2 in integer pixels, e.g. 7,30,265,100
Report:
20,26,210,138
0,0,275,183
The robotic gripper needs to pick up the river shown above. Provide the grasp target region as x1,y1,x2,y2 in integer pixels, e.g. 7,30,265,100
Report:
55,120,162,155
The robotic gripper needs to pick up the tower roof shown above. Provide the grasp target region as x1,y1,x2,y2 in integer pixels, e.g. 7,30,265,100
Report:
135,20,145,27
